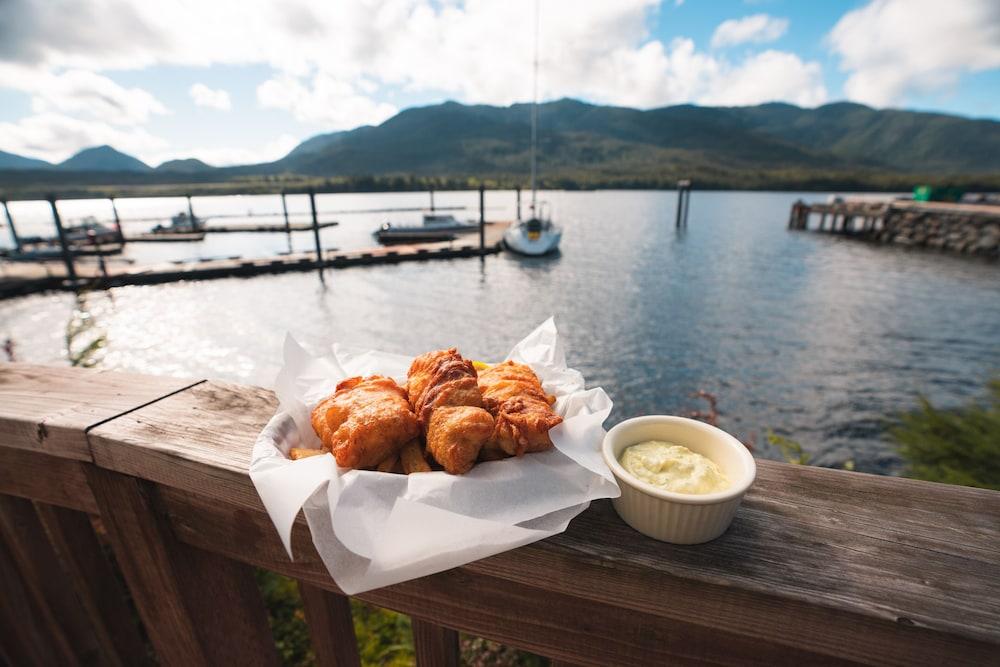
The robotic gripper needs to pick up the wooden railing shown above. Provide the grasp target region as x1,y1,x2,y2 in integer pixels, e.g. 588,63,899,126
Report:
1,363,998,666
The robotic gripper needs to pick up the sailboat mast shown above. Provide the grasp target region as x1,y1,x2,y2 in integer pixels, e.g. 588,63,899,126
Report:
530,0,539,215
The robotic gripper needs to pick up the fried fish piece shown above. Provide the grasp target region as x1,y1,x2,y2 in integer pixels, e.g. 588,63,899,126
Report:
407,349,494,474
310,375,421,469
376,454,400,473
426,406,495,474
478,361,563,457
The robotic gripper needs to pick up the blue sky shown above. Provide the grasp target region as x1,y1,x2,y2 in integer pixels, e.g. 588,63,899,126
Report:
0,0,998,166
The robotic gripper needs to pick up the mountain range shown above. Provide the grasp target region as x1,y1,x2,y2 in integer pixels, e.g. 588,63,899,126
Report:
2,99,999,190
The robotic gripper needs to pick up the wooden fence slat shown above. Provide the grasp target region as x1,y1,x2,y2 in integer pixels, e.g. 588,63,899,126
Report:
297,581,361,667
34,502,151,667
0,494,99,665
0,532,69,666
412,617,459,667
85,465,280,667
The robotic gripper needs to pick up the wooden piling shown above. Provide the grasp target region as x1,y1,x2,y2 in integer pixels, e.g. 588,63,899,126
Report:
308,189,324,281
479,185,486,254
46,196,77,284
516,186,522,221
280,192,290,235
109,198,125,244
675,180,692,228
429,188,436,214
1,199,20,252
186,195,197,230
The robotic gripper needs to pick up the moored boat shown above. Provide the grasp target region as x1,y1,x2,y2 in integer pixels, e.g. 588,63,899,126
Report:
505,1,562,257
373,212,478,245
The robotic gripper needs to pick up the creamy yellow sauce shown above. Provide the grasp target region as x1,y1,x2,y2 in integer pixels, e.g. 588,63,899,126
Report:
619,441,729,494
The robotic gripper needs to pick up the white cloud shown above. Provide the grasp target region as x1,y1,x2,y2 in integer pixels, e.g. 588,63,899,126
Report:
0,64,167,125
257,74,397,129
711,14,789,48
829,0,1000,107
699,50,827,107
189,83,231,111
0,112,167,163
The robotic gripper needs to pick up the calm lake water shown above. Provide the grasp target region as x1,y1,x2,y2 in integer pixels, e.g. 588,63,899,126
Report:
2,190,998,473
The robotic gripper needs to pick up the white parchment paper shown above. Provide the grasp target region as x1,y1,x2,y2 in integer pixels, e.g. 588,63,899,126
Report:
250,318,620,594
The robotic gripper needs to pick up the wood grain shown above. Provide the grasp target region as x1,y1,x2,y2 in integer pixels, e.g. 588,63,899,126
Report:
3,367,1000,664
34,502,151,667
0,362,201,460
86,466,280,667
412,618,459,667
0,494,99,666
0,532,70,666
297,582,361,667
0,445,97,512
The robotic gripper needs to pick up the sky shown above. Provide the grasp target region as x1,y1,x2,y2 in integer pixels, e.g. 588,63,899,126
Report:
0,0,998,167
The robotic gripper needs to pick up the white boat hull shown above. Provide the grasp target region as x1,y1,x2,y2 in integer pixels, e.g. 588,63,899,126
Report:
504,224,561,256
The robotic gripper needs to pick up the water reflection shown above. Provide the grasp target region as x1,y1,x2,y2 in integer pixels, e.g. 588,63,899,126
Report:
2,190,998,475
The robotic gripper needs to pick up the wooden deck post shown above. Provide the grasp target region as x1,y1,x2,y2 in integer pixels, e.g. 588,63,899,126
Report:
297,582,360,667
47,195,78,283
109,197,125,244
1,199,21,252
85,466,279,667
412,618,459,667
34,503,151,667
479,184,486,254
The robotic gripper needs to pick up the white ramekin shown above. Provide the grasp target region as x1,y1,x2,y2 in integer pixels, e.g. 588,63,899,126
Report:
602,416,756,544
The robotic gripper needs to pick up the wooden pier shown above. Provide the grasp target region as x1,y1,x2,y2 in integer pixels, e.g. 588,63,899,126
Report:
0,363,998,665
789,199,1000,257
0,223,509,298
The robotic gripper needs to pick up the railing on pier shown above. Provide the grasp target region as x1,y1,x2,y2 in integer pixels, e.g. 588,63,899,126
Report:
1,363,998,666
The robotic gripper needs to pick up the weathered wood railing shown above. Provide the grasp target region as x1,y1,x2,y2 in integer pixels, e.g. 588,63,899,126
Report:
1,363,998,666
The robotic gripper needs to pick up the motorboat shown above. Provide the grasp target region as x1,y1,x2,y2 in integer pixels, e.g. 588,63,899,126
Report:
374,211,479,245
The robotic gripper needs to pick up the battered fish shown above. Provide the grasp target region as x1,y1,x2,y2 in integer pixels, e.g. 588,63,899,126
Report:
478,361,562,456
407,349,494,474
310,375,420,469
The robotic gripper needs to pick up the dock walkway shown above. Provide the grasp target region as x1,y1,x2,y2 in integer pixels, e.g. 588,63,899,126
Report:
0,222,509,298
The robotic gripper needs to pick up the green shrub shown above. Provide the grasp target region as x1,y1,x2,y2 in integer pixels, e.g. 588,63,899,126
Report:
890,378,1000,491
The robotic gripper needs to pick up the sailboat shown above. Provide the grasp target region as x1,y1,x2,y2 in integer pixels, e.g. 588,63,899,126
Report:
504,0,562,256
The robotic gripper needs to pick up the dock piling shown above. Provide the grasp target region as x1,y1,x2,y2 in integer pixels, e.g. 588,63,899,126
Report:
281,191,291,235
109,197,125,244
479,185,485,254
46,196,77,284
429,188,435,214
675,180,692,228
516,186,522,221
308,189,325,281
2,199,21,252
186,194,198,230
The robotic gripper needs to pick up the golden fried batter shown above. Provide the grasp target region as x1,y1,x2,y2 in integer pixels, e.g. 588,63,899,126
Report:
310,375,420,469
478,361,563,456
407,349,494,473
426,406,495,474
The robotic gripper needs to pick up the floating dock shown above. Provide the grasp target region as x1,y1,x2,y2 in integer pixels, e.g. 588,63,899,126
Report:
0,223,509,299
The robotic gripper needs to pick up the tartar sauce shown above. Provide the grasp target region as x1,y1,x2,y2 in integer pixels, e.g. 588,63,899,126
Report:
619,441,729,494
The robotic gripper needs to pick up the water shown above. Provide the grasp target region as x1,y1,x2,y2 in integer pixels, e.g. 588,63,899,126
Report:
2,190,998,473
